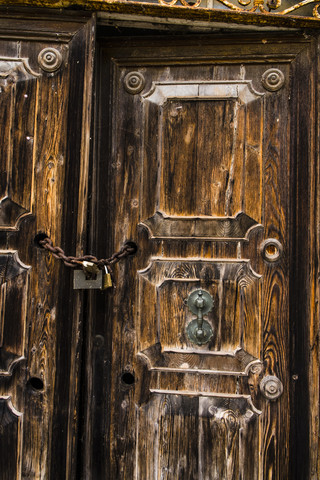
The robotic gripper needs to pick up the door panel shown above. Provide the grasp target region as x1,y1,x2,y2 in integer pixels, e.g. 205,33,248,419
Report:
0,14,95,479
85,33,318,479
135,65,275,479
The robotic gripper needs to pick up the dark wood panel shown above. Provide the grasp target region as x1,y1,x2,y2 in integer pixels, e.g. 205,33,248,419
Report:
83,31,319,480
0,13,95,480
0,397,22,480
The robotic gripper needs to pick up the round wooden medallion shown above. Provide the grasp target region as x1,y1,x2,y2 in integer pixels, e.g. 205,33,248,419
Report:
261,68,285,91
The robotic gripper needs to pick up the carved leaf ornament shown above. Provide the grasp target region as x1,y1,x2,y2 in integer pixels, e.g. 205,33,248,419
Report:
158,0,320,18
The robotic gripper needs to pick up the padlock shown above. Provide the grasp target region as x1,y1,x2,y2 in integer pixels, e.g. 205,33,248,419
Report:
73,269,104,289
73,261,104,290
82,260,100,277
102,266,113,289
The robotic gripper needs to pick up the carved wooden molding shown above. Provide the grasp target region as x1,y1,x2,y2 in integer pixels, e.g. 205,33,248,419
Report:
138,344,263,376
138,258,261,287
139,78,265,221
0,250,30,283
200,395,261,422
1,0,320,29
0,396,22,428
0,57,40,80
148,391,261,418
0,57,40,231
136,344,264,414
140,211,259,241
0,252,30,376
0,396,22,478
0,197,31,231
143,80,264,105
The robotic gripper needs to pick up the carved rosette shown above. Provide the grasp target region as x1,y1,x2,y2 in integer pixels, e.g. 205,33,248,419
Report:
124,71,145,94
249,362,264,375
261,69,285,92
260,375,283,400
38,47,62,72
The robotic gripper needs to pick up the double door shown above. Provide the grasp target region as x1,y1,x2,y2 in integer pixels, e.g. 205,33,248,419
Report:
0,16,318,479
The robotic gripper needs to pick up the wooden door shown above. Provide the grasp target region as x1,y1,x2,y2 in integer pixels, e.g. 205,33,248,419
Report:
0,13,94,479
82,32,319,480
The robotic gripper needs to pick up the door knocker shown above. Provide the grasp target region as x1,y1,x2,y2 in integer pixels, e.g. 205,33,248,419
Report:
186,289,214,345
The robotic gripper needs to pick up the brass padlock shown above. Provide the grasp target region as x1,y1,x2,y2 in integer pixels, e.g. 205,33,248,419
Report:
102,266,113,289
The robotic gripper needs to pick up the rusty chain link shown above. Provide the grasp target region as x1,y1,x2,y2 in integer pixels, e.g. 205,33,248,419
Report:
39,237,136,272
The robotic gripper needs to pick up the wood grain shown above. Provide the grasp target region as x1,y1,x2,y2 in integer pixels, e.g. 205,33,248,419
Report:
86,33,319,479
0,13,95,480
0,25,314,480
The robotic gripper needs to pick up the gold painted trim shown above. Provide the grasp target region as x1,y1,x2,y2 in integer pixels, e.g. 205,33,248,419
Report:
1,0,320,27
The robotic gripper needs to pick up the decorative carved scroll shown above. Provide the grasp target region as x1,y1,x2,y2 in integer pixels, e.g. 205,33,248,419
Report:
136,343,263,409
135,0,320,20
138,344,263,376
142,392,261,419
136,392,261,479
0,197,30,230
140,211,258,241
0,57,40,82
0,252,30,375
0,251,30,284
138,258,260,287
157,392,261,418
199,395,261,422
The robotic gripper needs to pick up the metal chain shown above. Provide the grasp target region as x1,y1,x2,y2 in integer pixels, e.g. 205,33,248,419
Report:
39,237,136,271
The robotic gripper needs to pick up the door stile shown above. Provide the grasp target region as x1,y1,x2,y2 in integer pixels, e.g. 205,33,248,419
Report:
64,15,96,480
288,35,318,480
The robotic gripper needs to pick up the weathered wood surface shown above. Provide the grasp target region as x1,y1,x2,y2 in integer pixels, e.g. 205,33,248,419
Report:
0,15,319,480
0,13,95,479
80,33,320,479
2,0,320,30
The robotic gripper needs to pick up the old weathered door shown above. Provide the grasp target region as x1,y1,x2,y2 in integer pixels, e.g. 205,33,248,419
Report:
82,32,319,480
0,12,94,479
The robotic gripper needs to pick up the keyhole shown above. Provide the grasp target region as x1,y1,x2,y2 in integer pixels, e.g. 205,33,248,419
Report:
121,372,135,386
27,376,44,392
